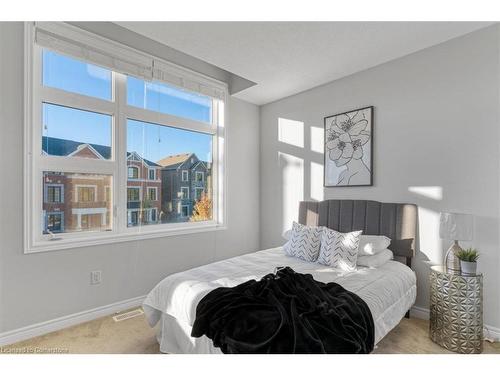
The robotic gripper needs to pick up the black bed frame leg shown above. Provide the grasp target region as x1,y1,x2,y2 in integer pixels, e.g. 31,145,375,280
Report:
405,310,410,319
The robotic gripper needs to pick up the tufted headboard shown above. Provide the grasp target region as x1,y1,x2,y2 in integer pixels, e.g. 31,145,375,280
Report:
298,199,417,267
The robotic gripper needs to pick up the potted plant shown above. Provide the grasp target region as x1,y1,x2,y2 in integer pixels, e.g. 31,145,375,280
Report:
457,248,479,275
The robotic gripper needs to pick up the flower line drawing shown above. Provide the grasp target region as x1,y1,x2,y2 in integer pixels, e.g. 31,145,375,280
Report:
326,111,370,166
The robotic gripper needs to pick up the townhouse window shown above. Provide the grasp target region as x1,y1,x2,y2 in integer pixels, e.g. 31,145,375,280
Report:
181,205,190,217
77,186,96,202
46,184,63,203
181,187,190,199
194,187,204,201
195,171,204,182
25,22,226,252
45,212,63,233
127,187,141,202
148,169,155,180
147,187,157,201
128,167,139,179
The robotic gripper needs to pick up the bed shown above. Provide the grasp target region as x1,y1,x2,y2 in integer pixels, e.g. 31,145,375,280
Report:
143,199,418,354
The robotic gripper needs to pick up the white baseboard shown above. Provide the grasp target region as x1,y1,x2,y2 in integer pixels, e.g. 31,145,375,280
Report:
410,305,500,342
0,295,146,347
410,305,430,320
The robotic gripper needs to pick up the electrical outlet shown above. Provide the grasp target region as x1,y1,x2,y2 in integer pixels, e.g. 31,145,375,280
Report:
90,270,102,285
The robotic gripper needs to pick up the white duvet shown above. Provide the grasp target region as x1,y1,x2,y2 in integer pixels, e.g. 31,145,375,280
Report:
143,247,417,353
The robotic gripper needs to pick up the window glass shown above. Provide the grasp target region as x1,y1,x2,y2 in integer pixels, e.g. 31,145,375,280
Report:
42,103,112,160
127,77,212,124
43,50,112,100
128,167,139,179
127,188,140,202
42,171,112,235
127,119,213,224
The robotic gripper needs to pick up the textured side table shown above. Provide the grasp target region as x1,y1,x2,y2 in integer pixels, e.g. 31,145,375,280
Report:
429,265,483,353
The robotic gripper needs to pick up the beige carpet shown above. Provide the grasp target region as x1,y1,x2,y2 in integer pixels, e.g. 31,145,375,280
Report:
1,308,499,354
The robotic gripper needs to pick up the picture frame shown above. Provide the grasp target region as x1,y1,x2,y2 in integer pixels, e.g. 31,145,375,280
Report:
324,106,373,187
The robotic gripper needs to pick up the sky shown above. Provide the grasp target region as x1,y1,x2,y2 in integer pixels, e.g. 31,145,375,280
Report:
42,50,213,163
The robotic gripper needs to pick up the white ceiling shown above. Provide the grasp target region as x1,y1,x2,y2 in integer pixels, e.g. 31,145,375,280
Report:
117,22,493,105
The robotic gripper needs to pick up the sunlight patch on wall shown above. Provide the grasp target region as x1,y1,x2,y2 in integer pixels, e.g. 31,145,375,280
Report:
279,152,304,231
310,161,324,201
278,118,304,148
418,207,442,264
310,126,324,154
408,186,443,200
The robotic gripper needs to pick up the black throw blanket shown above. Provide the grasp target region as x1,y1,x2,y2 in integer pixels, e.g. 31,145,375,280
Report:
191,267,374,354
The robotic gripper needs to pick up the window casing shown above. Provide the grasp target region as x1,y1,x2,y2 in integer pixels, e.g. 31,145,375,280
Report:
24,22,227,253
148,169,155,180
182,170,188,182
128,167,139,179
195,171,205,182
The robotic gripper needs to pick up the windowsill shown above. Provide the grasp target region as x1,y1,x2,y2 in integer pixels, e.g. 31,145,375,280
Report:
26,223,227,254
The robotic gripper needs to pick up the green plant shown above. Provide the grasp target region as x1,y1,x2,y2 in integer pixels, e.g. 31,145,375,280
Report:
457,248,479,262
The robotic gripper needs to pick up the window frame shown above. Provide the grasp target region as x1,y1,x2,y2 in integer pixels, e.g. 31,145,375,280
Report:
182,170,189,182
44,183,64,203
180,187,190,200
195,171,205,183
24,22,228,253
147,187,158,201
128,166,139,179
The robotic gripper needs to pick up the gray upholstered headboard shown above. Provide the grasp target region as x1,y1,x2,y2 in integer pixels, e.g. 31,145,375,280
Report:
298,200,417,267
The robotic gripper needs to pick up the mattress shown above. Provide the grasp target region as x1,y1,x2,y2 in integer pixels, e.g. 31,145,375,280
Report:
143,247,417,354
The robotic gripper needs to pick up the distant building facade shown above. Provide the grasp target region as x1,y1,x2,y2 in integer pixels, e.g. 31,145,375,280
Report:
157,153,212,222
42,137,162,234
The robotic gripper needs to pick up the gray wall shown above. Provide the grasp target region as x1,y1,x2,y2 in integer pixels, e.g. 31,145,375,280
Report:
260,25,500,329
0,22,260,333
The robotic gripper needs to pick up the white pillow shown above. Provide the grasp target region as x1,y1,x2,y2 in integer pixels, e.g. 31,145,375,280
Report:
283,222,323,262
317,228,362,271
357,235,391,256
357,249,394,268
282,229,292,241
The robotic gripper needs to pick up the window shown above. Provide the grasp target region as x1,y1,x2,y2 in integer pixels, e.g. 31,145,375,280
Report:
42,172,112,235
180,187,189,199
45,212,63,233
147,187,157,201
194,187,204,201
45,184,63,203
127,187,140,202
77,186,96,202
195,171,204,182
128,210,139,226
148,169,156,180
127,77,212,124
42,49,112,100
42,103,112,160
25,23,226,252
128,166,139,179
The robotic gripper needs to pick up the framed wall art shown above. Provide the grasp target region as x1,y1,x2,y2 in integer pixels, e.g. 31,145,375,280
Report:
324,106,373,187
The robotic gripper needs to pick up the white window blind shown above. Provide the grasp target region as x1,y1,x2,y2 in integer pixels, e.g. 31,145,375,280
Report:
34,22,226,101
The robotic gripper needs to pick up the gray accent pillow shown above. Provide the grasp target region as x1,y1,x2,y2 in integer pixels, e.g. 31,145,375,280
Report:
283,222,322,262
317,228,362,271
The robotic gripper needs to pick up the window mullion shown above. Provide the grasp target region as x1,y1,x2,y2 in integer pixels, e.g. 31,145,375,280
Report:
114,72,127,234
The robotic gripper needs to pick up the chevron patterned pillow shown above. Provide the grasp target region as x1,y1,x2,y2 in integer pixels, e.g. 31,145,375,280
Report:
317,228,362,271
283,222,323,262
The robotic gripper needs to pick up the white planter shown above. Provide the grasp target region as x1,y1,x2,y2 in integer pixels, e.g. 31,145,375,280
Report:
460,260,477,275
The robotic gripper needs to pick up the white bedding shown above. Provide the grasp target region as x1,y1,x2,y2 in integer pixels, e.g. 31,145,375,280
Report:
143,247,416,354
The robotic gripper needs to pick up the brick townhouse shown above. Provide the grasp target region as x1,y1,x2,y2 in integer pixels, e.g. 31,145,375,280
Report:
42,137,162,233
